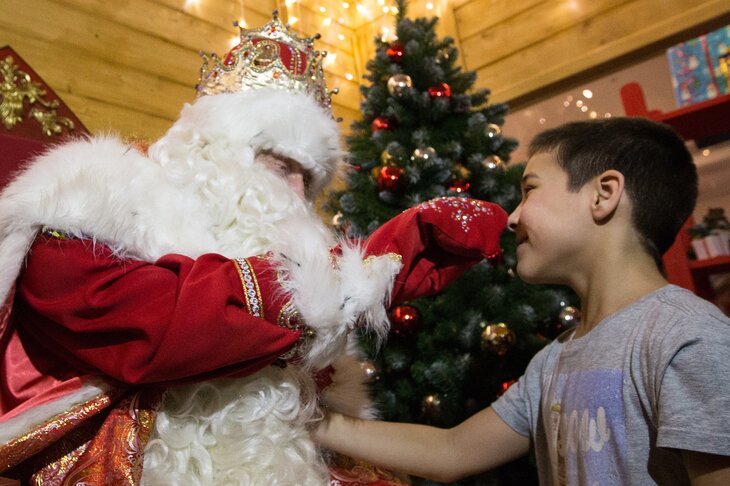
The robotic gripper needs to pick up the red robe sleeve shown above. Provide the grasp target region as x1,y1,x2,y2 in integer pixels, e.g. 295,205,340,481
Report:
14,234,303,385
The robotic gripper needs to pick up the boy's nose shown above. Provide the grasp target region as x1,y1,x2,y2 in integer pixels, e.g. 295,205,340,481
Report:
507,206,520,232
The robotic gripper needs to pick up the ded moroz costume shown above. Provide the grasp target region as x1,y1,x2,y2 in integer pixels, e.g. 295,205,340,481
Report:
0,12,508,485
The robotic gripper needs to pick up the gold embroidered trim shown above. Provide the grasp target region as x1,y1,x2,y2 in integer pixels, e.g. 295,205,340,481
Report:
232,257,264,319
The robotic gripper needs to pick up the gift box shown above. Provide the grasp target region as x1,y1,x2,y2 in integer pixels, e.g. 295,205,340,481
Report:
667,25,730,107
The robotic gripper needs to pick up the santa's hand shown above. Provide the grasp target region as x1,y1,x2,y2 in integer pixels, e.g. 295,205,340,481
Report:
363,197,508,304
264,216,400,369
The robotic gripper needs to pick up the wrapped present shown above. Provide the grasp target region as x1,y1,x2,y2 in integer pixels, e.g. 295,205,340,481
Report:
667,25,730,107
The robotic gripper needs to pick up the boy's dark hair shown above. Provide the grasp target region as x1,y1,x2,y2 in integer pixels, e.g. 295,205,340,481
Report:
528,117,697,260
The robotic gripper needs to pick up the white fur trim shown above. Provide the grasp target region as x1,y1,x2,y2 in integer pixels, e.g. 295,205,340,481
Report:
149,89,343,194
0,380,111,446
0,100,392,483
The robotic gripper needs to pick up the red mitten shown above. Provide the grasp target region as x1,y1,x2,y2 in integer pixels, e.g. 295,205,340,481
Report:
363,197,508,304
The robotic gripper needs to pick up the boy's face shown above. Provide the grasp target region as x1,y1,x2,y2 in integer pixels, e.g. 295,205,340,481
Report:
508,151,594,285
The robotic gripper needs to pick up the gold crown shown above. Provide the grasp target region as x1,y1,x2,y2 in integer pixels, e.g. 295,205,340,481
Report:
196,11,335,112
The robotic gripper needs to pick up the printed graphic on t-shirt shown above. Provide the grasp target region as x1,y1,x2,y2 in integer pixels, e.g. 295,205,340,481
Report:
544,369,628,486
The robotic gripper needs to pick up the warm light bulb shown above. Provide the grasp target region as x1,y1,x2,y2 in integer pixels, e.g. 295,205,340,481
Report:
342,2,350,8
382,6,389,12
345,73,354,80
288,16,299,25
589,111,597,118
320,6,327,13
338,33,346,41
576,100,583,107
580,106,588,112
324,52,337,67
582,89,593,99
702,149,711,156
391,6,398,13
323,17,332,25
426,2,434,9
284,0,297,6
377,0,385,4
229,36,240,48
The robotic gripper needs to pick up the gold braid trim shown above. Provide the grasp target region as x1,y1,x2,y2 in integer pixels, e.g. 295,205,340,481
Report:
232,257,264,319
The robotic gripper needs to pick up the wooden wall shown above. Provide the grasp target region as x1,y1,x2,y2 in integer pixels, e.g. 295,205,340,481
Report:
453,0,730,107
0,0,361,140
2,0,729,140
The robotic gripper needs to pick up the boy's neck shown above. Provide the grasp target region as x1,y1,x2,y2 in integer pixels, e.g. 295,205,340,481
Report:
571,245,668,339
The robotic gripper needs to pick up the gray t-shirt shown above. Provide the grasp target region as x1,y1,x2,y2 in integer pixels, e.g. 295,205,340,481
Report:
492,285,730,485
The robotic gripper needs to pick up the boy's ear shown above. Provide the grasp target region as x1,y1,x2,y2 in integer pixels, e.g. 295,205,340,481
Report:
591,169,625,221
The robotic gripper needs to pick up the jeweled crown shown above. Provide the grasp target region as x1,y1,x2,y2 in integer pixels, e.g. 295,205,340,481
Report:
196,11,334,112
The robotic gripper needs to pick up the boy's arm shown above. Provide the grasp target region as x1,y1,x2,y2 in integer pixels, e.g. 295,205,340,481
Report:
316,407,529,482
682,451,730,486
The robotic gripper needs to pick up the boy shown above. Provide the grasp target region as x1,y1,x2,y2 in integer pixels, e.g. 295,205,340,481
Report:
315,117,730,485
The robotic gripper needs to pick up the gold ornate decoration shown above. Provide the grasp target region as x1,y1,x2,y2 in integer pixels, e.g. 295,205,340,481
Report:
197,10,336,113
0,55,74,136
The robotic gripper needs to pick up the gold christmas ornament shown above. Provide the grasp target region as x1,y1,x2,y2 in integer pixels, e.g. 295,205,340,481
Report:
420,394,442,421
559,306,580,325
480,322,516,356
481,154,504,172
411,146,436,162
387,74,413,97
485,123,502,138
360,361,378,381
381,148,396,165
453,163,471,180
196,11,334,112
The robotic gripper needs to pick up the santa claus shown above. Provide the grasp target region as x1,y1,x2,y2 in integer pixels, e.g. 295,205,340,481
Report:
0,12,507,485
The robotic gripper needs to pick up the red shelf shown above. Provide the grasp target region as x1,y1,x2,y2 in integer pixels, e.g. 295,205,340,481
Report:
688,255,730,274
621,82,730,307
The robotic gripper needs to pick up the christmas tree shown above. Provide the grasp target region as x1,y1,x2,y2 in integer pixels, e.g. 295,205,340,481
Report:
327,2,578,484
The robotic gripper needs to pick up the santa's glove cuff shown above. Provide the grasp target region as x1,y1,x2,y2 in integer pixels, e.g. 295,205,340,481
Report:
363,197,508,304
231,253,315,361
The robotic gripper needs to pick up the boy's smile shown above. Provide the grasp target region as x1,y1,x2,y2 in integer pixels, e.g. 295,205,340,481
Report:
508,151,593,286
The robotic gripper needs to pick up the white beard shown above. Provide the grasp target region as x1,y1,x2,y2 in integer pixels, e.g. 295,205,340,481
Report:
0,134,400,485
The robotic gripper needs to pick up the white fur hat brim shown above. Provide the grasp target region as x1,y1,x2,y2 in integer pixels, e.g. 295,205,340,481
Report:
151,89,343,193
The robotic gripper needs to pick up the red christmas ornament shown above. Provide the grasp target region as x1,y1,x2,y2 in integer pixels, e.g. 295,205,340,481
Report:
428,83,452,98
498,379,518,396
386,42,405,62
371,116,391,132
449,179,470,193
389,304,421,336
377,165,405,192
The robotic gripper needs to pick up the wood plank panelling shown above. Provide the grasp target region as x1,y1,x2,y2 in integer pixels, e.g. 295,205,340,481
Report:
0,28,190,121
458,0,730,105
455,0,544,40
0,0,361,139
2,0,728,141
460,0,633,72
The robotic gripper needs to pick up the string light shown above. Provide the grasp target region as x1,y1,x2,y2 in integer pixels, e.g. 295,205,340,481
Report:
288,16,299,25
342,2,350,8
324,52,337,67
323,17,332,25
426,2,434,9
319,6,327,13
338,33,346,41
345,73,354,80
582,89,593,99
